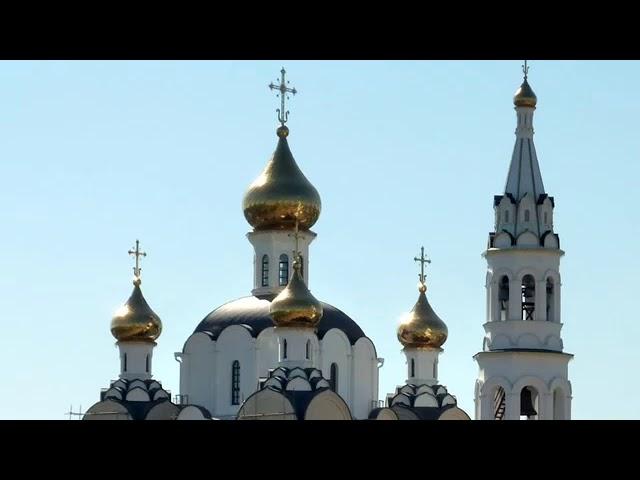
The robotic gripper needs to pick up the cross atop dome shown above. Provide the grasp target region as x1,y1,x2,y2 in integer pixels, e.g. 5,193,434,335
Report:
269,67,298,126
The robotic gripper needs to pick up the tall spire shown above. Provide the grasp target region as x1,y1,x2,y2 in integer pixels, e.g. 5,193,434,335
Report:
504,61,545,203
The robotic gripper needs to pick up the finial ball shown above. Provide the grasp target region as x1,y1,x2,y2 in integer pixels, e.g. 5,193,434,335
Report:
277,125,289,138
418,282,427,293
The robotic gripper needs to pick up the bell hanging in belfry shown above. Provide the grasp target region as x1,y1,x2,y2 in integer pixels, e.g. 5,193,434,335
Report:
520,387,537,417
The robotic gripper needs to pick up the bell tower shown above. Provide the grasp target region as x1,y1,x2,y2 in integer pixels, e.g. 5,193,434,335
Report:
474,63,573,420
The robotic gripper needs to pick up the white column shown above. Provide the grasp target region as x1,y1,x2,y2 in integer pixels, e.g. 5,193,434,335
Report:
274,327,317,369
117,341,155,380
404,348,441,385
505,392,520,420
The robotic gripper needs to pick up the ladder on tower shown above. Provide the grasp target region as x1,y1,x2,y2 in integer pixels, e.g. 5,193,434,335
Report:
494,389,506,420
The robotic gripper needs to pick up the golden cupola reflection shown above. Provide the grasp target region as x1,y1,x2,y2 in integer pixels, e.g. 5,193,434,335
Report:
242,126,322,231
111,277,163,343
270,256,323,328
397,281,448,350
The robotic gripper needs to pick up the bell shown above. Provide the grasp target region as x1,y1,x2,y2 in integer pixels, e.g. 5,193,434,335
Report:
520,387,537,417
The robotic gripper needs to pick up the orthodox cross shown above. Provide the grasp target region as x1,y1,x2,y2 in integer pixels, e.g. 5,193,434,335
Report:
269,67,297,125
522,60,529,80
289,219,302,265
414,246,431,285
128,239,147,278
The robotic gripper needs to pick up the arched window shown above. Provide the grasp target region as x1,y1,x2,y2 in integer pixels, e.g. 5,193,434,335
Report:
504,210,509,223
493,386,506,420
410,358,415,378
279,254,289,286
231,361,240,405
546,277,555,322
524,210,530,222
521,274,535,320
283,339,288,359
261,255,269,287
330,363,338,393
123,353,127,372
299,255,304,278
498,276,509,321
145,355,149,373
306,339,311,360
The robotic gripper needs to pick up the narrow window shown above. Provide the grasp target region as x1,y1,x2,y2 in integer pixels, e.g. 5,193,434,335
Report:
504,210,509,223
524,210,530,222
279,254,289,286
330,363,338,393
498,276,509,321
493,386,506,420
306,339,311,360
231,361,240,405
521,275,535,320
123,353,127,372
283,339,288,359
546,277,555,322
261,255,269,287
145,355,149,373
410,358,415,378
299,254,304,278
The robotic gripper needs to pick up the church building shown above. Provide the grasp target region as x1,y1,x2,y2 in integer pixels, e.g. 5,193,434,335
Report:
84,63,572,420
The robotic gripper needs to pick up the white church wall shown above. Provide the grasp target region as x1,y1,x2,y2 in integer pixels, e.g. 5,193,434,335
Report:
256,327,279,378
320,328,352,406
181,332,216,413
215,325,256,419
352,337,377,419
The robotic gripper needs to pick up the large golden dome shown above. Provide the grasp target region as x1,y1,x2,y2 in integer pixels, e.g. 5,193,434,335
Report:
514,78,537,108
243,126,321,231
397,283,448,349
270,257,323,328
111,278,162,343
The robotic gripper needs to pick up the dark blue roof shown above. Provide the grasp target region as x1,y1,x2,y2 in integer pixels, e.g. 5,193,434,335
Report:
194,295,366,344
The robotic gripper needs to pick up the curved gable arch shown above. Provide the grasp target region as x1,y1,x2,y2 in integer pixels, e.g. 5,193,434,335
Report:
480,376,512,396
512,375,549,396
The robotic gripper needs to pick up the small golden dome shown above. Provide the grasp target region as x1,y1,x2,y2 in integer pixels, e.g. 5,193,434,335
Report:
397,283,448,349
270,258,323,328
514,78,537,108
111,278,162,343
243,127,321,231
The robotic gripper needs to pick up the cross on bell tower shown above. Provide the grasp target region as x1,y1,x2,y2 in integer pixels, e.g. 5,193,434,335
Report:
269,67,298,126
128,239,147,283
414,246,431,286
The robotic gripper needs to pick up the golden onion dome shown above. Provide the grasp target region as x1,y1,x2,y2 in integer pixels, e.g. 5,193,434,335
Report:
111,278,162,343
243,126,321,231
269,257,323,328
397,282,448,349
513,78,537,108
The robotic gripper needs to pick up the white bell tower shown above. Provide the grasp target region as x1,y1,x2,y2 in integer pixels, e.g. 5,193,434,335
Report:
474,63,573,420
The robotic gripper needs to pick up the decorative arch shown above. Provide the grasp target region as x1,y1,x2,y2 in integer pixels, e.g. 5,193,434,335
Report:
512,375,550,396
516,231,539,247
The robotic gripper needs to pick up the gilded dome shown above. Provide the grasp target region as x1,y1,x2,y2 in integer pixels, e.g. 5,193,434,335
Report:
513,78,537,108
397,283,448,349
111,278,162,343
243,126,321,231
270,258,323,328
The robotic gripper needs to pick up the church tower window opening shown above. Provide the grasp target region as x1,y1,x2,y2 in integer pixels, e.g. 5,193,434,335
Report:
279,254,289,286
330,363,338,393
521,274,535,320
493,386,506,420
123,353,127,372
283,339,288,360
520,386,538,420
410,358,415,378
145,355,149,373
305,339,311,360
261,255,269,287
299,255,304,278
231,361,241,405
499,275,509,321
546,277,555,322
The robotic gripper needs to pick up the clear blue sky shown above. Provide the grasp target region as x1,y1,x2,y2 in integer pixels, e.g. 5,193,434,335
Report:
1,60,637,419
